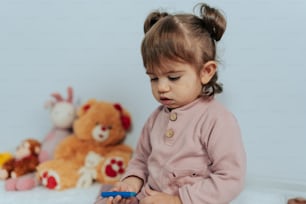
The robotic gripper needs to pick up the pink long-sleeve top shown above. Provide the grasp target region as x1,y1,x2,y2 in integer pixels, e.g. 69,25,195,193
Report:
122,97,246,204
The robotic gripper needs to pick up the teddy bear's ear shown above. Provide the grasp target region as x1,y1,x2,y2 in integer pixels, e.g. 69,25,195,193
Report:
113,103,132,131
78,99,97,117
121,113,131,131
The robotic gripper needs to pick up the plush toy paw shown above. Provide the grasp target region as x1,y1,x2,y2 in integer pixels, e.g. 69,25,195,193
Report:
37,159,80,190
11,171,17,178
0,169,9,180
5,178,18,191
5,174,37,191
97,151,131,184
40,170,61,190
104,157,125,178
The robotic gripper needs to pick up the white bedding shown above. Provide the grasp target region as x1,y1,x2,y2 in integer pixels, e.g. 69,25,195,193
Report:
1,178,305,204
0,182,101,204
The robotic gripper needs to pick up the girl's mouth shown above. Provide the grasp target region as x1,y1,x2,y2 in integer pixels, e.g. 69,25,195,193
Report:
160,97,173,106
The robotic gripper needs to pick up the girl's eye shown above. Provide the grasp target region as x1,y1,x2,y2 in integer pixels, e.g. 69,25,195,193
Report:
150,77,158,81
168,76,180,81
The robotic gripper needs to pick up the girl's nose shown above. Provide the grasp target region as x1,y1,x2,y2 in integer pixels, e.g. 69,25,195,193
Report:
158,79,170,93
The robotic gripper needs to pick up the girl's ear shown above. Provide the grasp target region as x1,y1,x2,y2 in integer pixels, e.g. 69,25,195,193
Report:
200,61,217,84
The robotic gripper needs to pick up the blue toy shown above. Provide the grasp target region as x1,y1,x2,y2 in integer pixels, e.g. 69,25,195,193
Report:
101,191,137,198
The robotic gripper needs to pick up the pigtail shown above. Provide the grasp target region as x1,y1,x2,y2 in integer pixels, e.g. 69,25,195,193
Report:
202,73,223,97
144,11,169,33
197,3,226,41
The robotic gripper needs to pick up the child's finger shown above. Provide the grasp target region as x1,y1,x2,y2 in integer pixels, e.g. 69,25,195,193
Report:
106,197,113,204
113,195,123,204
112,184,126,192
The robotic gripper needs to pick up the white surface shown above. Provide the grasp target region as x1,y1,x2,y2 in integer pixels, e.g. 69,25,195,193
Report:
1,178,306,204
0,182,101,204
232,190,287,204
232,177,306,204
0,0,306,193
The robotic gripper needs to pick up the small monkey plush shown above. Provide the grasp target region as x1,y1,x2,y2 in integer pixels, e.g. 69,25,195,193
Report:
0,139,41,179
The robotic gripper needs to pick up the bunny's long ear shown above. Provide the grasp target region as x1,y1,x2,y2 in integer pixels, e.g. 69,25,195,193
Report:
66,86,73,103
51,93,63,102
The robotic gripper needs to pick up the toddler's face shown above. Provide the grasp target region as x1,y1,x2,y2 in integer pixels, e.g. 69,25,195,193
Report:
147,61,202,109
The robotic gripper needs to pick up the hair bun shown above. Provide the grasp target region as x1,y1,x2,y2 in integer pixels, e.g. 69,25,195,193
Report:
198,3,226,41
144,11,169,33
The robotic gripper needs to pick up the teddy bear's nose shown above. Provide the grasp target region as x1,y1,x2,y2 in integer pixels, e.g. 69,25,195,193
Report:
101,126,107,131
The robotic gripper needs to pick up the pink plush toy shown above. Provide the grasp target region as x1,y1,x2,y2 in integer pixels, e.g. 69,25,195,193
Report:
5,86,77,191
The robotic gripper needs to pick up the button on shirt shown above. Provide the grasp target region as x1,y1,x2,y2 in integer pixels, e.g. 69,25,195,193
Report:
165,129,174,138
169,112,177,121
122,97,246,204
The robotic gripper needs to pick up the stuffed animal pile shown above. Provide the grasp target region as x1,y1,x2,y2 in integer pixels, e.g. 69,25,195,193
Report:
0,86,77,191
37,99,133,190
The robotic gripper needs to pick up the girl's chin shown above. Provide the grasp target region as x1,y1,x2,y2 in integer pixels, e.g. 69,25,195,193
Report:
162,102,179,109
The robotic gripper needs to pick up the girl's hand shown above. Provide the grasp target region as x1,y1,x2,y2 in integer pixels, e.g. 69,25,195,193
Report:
106,176,143,204
139,188,182,204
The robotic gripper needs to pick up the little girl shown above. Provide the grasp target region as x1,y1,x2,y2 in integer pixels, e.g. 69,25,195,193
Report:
96,2,246,204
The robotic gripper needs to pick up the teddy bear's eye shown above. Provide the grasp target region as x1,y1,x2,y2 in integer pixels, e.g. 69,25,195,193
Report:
95,122,99,126
108,126,112,129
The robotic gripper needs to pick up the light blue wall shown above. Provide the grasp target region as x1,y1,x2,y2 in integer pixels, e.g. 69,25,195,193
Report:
1,0,305,183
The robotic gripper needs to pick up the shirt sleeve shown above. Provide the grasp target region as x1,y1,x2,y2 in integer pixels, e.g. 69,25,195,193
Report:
120,109,159,183
179,111,247,204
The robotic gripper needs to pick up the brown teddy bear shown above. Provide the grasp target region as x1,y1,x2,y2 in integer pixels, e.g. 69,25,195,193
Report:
36,99,133,190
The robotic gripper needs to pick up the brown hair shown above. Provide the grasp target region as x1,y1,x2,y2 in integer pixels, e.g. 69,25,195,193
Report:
141,3,226,96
